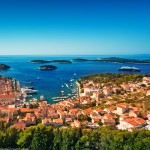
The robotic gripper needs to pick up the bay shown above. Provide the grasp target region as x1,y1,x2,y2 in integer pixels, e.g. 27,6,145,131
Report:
0,54,150,103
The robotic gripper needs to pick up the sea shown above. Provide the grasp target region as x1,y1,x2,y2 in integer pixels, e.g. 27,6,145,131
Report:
1,54,150,104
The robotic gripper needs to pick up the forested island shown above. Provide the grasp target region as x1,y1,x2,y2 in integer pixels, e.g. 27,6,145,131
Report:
30,57,150,65
72,58,89,61
0,64,11,70
96,57,150,63
30,60,51,63
38,65,57,70
30,59,72,64
52,60,72,64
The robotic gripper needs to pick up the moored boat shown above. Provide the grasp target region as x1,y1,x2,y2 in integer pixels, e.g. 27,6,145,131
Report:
118,66,141,71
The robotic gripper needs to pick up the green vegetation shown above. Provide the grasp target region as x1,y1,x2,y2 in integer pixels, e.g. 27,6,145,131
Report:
30,59,72,64
38,65,57,70
143,96,150,111
52,60,72,64
30,60,51,63
97,57,150,63
0,122,149,149
0,64,11,70
81,73,147,84
72,58,89,61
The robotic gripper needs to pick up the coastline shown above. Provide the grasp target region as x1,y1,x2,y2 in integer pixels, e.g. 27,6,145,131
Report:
1,55,150,103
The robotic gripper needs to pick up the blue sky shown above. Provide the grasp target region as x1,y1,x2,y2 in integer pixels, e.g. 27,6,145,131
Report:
0,0,150,55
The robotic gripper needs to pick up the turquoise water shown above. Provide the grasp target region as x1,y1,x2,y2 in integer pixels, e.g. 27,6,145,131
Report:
1,55,150,103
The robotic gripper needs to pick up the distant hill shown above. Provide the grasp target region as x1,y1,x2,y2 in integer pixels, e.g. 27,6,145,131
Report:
96,57,150,63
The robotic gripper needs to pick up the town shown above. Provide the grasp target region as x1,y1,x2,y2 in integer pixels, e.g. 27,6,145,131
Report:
0,74,150,131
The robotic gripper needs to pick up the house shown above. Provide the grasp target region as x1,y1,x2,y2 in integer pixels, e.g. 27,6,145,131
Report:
53,118,63,127
93,108,103,115
143,77,150,86
103,107,114,113
129,110,142,118
81,99,91,105
57,110,70,119
146,90,150,96
121,84,130,91
101,119,116,126
69,108,80,119
117,103,129,114
0,94,16,105
42,118,53,126
103,88,113,96
147,114,150,120
86,122,99,129
48,113,59,119
0,117,10,123
118,117,147,130
92,118,101,123
103,113,116,120
65,117,72,123
113,86,121,93
90,112,101,121
101,113,116,126
13,122,26,130
19,108,34,113
70,120,81,128
24,113,36,126
82,108,93,116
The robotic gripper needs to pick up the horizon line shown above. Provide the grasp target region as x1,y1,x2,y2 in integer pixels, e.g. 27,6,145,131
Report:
0,54,150,56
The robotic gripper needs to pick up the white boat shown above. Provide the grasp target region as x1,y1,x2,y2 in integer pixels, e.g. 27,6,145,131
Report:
118,66,141,71
70,79,74,82
25,89,38,94
21,88,38,94
53,99,63,102
65,83,69,88
52,96,68,100
40,95,45,100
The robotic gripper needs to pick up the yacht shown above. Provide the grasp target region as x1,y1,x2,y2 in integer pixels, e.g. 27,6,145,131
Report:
24,89,38,94
70,79,74,82
65,83,69,88
21,88,38,94
118,66,141,71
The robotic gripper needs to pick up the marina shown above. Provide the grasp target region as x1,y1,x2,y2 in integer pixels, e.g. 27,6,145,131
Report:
1,55,150,103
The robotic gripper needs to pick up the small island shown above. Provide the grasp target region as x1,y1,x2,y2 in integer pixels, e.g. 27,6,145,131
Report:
0,64,11,70
38,65,57,70
52,60,72,64
30,60,51,63
72,58,89,62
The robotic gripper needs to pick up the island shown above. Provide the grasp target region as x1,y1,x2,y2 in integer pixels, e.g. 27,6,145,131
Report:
72,58,89,61
52,60,72,64
30,60,51,63
96,57,150,64
0,64,11,70
38,65,57,70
